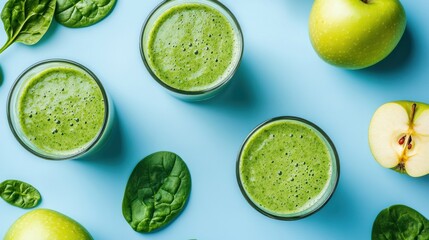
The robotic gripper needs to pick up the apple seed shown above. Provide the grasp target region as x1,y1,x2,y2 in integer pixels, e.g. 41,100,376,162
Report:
398,136,405,145
407,136,413,150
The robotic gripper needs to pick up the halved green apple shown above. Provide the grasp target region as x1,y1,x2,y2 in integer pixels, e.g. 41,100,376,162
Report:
369,101,429,177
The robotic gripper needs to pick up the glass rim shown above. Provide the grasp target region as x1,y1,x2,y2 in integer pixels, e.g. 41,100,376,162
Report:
236,116,340,220
6,58,110,160
139,0,244,96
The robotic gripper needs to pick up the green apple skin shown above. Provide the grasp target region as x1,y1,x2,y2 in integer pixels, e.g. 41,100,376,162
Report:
309,0,406,69
4,209,93,240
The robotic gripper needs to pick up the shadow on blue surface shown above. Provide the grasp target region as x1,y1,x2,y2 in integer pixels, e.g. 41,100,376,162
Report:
283,0,314,19
306,180,362,237
0,65,3,87
412,173,429,186
199,59,259,109
81,105,125,165
356,27,414,76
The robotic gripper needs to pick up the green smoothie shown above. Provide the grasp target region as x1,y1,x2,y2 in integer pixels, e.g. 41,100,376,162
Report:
238,118,336,217
17,66,105,156
145,2,240,91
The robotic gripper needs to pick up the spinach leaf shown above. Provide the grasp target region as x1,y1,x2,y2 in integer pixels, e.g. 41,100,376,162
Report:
0,0,56,54
122,151,192,233
372,205,429,240
0,180,42,209
55,0,116,28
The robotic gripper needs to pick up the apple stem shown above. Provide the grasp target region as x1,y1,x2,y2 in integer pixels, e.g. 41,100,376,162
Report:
361,0,369,3
410,103,417,123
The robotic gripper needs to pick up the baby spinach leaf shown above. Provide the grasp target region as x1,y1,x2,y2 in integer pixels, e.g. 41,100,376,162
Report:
0,180,42,209
0,0,56,54
372,204,429,240
55,0,116,28
122,151,192,233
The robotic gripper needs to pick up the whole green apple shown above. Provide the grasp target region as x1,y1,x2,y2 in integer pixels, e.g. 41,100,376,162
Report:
369,101,429,177
4,209,93,240
309,0,406,69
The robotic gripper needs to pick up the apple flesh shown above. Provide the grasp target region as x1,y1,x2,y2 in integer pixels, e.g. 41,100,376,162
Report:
4,209,93,240
309,0,406,69
369,101,429,177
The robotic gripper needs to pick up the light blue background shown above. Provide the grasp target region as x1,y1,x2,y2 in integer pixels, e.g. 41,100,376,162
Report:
1,1,428,239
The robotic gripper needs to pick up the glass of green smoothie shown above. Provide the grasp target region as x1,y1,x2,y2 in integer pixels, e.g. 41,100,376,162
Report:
140,0,243,101
7,59,114,160
237,117,340,220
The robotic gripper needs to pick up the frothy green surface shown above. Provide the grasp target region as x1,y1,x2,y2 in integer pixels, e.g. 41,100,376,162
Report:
18,67,105,156
239,119,332,215
146,3,237,91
